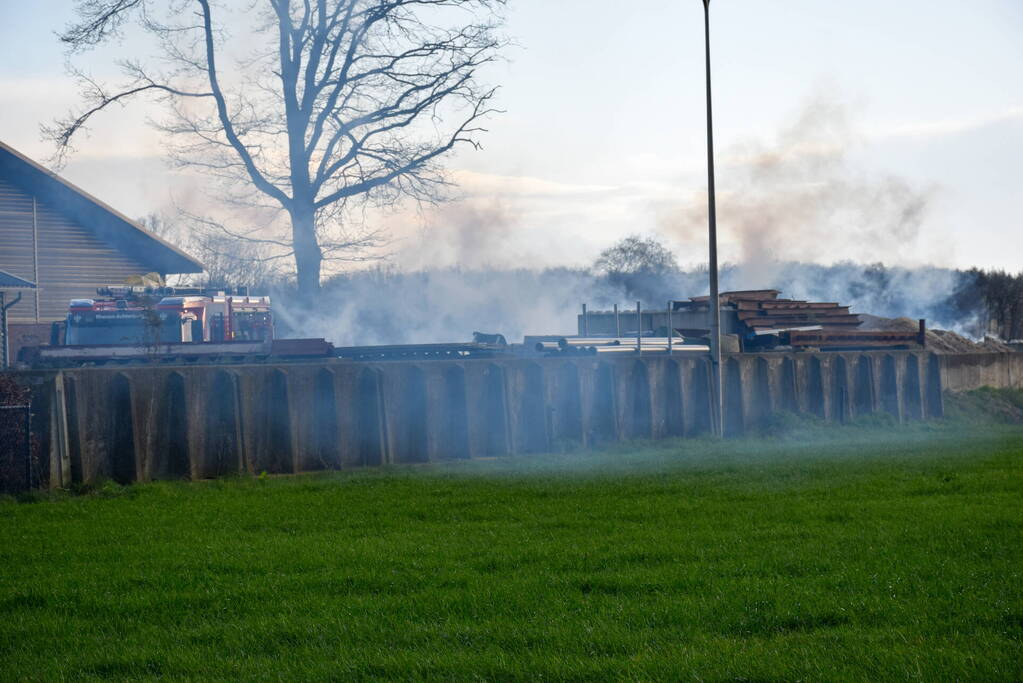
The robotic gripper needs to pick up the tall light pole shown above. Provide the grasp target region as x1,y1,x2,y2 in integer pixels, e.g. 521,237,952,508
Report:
702,0,723,436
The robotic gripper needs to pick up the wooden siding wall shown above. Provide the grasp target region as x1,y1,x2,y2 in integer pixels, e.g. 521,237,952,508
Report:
0,177,153,323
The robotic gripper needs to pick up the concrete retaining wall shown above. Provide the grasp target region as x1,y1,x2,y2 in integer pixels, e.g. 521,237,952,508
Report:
939,352,1023,392
5,350,951,488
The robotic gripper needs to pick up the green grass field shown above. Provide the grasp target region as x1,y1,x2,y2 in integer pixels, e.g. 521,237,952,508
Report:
2,410,1023,680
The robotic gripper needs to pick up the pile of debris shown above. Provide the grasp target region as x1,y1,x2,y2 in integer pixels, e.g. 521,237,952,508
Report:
680,290,924,351
580,290,1016,354
859,315,1013,354
694,289,861,335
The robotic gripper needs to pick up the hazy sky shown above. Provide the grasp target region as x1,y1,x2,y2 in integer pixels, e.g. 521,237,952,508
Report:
1,0,1021,273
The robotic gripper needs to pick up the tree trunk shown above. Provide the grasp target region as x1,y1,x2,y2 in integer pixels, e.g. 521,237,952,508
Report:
291,208,322,297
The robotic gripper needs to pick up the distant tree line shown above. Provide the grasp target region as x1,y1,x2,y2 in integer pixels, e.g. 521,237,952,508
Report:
951,268,1023,341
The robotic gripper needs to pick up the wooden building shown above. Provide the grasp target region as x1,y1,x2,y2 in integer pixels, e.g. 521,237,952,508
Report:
0,141,202,354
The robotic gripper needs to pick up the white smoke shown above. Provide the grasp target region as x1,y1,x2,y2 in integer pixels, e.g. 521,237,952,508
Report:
238,94,979,345
268,261,977,345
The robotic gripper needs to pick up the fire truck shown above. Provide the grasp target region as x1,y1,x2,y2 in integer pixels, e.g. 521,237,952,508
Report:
18,285,521,368
63,286,274,346
18,286,295,367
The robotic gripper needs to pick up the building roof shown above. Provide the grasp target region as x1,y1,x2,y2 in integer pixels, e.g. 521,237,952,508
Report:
0,269,37,289
0,140,203,275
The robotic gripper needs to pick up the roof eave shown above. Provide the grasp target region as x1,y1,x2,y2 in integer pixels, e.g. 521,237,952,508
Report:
0,141,204,275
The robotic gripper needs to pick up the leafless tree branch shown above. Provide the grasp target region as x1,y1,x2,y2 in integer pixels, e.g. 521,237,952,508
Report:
50,0,506,294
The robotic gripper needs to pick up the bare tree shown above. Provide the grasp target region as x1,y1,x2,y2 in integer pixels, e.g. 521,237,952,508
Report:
191,227,282,289
136,212,178,241
593,235,679,279
49,0,506,296
592,235,681,305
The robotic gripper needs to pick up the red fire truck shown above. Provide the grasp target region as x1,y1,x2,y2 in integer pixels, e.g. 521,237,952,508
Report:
21,285,507,367
63,286,273,346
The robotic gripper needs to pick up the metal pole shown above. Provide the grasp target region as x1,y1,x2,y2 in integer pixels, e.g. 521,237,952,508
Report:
703,0,723,437
667,301,673,353
582,303,588,336
0,291,22,370
0,291,5,370
614,304,621,337
2,291,24,369
32,196,40,323
636,301,642,353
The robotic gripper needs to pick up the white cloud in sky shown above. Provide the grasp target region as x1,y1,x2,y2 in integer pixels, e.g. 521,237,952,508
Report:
870,106,1023,142
449,169,618,199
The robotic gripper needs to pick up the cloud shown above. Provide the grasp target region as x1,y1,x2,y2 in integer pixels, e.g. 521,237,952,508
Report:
0,76,166,162
450,169,618,198
378,169,666,270
870,105,1023,141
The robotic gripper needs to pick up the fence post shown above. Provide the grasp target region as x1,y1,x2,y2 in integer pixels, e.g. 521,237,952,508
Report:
25,405,33,490
51,373,71,488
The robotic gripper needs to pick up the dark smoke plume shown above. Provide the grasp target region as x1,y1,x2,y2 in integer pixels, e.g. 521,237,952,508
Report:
660,94,935,284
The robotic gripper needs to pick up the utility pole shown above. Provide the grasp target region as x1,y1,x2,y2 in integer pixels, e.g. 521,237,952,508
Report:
702,0,723,437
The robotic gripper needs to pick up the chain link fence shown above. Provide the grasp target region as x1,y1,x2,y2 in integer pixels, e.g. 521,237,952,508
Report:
1,376,38,494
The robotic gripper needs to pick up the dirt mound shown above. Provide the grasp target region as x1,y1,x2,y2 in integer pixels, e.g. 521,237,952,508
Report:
927,329,1012,354
857,315,1012,354
857,314,919,332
